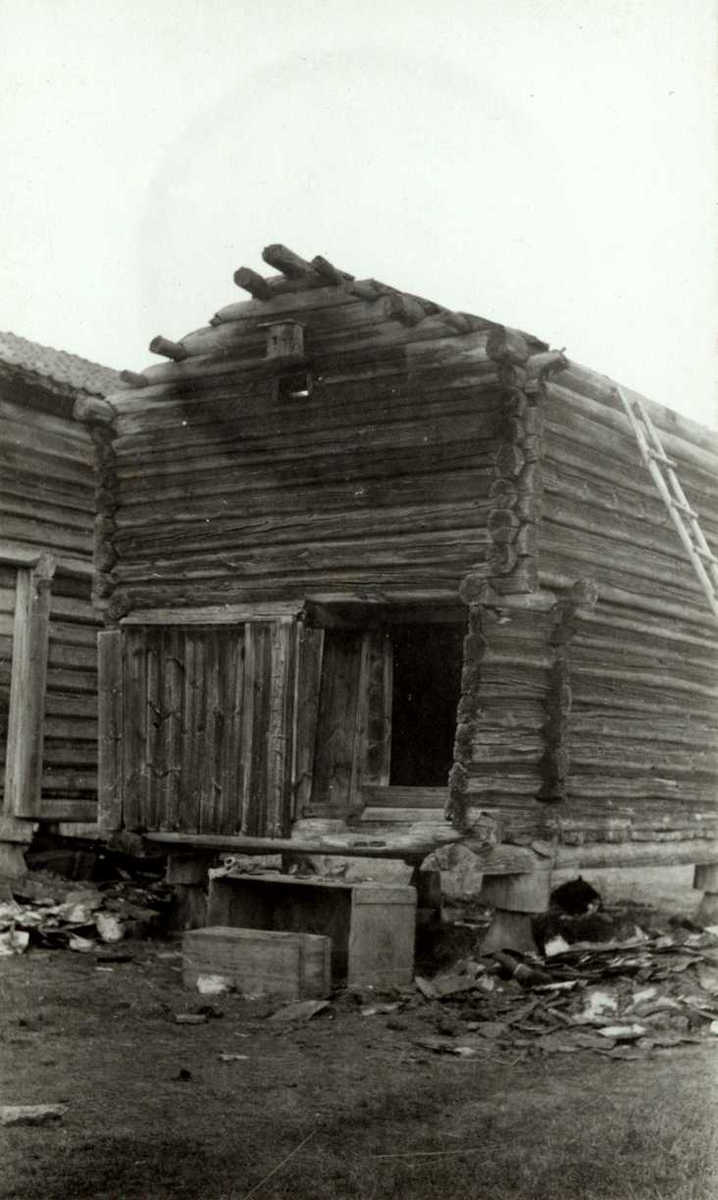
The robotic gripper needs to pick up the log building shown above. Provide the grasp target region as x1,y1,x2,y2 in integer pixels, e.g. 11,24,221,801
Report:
0,332,118,869
86,246,718,930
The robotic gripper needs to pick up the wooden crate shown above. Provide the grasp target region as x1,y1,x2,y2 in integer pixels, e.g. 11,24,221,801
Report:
207,874,417,988
182,926,331,999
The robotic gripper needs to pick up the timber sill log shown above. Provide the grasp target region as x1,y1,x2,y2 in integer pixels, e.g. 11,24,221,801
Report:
148,336,188,362
144,830,458,863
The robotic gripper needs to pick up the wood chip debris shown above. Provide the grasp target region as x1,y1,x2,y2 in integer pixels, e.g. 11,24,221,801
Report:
0,875,169,951
268,999,329,1023
405,916,718,1060
0,1105,67,1126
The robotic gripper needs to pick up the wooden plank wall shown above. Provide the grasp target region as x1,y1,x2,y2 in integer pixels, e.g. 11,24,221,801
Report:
0,391,99,821
539,367,718,841
41,571,101,821
109,297,505,609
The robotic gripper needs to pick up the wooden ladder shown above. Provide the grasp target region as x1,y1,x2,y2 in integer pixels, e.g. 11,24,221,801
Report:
614,384,718,622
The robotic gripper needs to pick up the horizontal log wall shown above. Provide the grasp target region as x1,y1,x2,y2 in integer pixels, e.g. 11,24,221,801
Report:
0,388,99,821
0,397,95,558
448,601,556,834
540,366,718,842
108,296,506,608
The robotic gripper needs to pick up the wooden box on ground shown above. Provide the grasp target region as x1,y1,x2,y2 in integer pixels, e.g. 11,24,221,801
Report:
207,874,417,989
182,926,331,999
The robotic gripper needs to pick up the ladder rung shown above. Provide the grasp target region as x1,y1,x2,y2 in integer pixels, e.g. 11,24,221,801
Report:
669,501,698,519
646,448,676,467
614,380,718,624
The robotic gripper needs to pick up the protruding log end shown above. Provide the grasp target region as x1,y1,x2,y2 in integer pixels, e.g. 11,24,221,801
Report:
487,508,521,543
33,552,57,585
441,311,473,334
233,267,273,300
458,569,492,605
387,292,427,326
487,325,531,366
73,395,115,424
149,336,188,362
119,370,149,388
310,255,354,284
105,591,132,623
349,279,386,301
262,243,316,280
524,350,569,390
570,577,599,610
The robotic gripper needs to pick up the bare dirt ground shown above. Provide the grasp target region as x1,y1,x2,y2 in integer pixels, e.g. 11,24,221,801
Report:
2,929,717,1200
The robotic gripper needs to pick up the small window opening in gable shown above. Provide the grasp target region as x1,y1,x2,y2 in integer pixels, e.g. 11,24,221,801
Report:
264,319,304,360
277,370,312,401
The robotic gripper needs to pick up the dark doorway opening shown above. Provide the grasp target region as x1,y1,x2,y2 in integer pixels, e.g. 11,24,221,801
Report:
389,623,464,787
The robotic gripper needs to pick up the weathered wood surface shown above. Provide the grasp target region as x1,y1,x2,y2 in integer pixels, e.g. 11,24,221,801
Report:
97,630,123,831
115,620,304,837
0,382,100,818
105,314,502,607
292,625,325,818
97,268,718,857
3,557,55,817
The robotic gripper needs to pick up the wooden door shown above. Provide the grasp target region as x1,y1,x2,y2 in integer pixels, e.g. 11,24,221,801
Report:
295,628,393,820
104,619,297,837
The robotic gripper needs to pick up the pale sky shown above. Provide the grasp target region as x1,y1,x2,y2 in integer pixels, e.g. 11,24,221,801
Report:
1,0,716,426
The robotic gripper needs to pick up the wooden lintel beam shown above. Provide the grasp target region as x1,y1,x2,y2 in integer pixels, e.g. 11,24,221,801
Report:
0,541,93,578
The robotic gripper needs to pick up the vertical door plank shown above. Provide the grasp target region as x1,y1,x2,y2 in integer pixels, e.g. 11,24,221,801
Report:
244,622,272,836
292,625,325,819
144,629,161,830
122,627,146,831
239,622,255,832
162,627,184,832
97,629,123,831
217,628,242,834
179,628,199,833
362,631,394,787
4,556,55,818
265,618,297,837
200,629,221,832
310,631,363,818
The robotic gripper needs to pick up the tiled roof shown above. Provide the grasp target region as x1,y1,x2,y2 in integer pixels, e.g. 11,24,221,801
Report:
0,330,119,397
